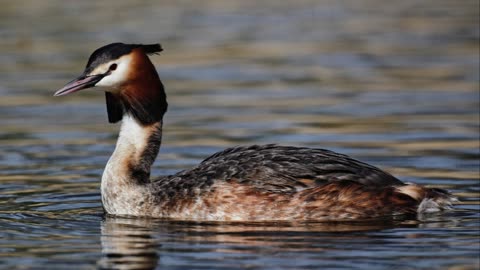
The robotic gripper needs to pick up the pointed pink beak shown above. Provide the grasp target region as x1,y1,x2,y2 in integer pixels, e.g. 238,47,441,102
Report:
54,74,105,96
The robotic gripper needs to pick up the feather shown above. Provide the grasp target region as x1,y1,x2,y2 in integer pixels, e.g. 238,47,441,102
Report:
105,92,124,123
138,44,163,55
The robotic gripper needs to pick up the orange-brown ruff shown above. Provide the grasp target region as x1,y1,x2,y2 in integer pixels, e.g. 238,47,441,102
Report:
54,43,456,221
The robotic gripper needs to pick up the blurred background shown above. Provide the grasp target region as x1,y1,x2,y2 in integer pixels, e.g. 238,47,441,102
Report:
0,1,479,269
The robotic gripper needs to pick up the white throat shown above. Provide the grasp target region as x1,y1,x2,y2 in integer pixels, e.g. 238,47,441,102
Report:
117,115,151,155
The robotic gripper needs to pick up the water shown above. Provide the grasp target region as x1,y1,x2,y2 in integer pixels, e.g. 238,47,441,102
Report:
0,0,479,269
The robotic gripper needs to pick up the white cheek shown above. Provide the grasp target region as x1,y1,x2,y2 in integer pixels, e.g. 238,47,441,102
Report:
95,74,122,88
96,66,129,89
94,56,132,90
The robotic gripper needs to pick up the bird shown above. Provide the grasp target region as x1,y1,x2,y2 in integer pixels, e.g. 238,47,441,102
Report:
54,42,455,221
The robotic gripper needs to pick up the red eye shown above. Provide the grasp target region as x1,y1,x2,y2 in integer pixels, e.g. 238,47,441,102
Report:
109,64,117,71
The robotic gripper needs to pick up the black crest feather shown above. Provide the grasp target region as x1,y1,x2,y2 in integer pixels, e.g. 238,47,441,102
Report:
85,43,163,73
137,44,163,55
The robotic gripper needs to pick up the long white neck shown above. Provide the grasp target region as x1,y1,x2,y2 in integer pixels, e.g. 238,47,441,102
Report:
101,114,162,215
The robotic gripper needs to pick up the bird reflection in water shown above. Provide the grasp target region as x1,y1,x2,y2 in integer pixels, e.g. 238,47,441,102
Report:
97,216,427,269
98,217,160,270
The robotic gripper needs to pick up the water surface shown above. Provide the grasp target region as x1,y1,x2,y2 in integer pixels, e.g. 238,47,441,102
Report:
0,1,479,269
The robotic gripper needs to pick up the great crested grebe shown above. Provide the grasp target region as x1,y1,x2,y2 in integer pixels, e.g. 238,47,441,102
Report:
54,43,455,221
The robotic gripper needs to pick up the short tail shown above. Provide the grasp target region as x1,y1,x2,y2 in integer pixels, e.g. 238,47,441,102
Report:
396,183,457,214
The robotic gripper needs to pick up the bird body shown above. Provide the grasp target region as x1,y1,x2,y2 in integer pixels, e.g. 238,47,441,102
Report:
55,43,455,221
